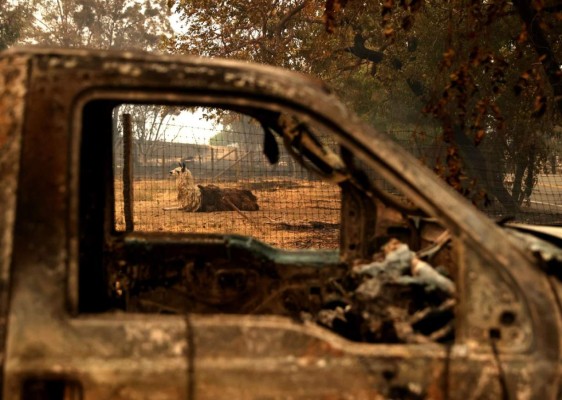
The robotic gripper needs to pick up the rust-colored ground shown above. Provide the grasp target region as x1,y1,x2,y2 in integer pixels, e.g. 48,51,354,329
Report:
114,178,341,249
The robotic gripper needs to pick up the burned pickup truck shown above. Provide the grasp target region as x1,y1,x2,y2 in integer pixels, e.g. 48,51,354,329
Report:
0,47,561,399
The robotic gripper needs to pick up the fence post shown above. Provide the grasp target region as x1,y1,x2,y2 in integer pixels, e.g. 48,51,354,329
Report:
249,150,254,178
235,148,240,180
122,113,134,232
211,146,215,182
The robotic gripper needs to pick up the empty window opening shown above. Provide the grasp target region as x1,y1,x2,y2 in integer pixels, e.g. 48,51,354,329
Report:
112,105,341,250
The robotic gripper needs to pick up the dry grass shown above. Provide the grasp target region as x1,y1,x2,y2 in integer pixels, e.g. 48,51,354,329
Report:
114,178,341,249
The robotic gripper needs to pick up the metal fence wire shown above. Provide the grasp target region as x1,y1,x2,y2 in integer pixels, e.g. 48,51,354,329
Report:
113,118,341,250
392,130,562,225
113,117,562,251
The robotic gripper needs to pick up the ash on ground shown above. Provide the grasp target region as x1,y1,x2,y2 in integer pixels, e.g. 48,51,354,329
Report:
302,238,455,344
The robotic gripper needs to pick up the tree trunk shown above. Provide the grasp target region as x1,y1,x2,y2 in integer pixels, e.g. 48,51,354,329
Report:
513,0,562,115
512,161,526,205
453,126,519,214
522,145,537,202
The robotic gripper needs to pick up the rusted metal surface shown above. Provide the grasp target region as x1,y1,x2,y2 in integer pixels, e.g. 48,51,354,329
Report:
0,47,560,398
0,53,27,396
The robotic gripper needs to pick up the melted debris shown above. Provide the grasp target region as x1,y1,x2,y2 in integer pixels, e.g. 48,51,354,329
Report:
301,239,456,344
111,237,456,344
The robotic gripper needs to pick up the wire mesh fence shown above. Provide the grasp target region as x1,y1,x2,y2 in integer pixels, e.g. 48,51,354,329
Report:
113,110,341,250
113,105,562,252
392,130,562,225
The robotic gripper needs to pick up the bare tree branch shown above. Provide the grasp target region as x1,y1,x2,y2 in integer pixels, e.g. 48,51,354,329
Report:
275,0,309,36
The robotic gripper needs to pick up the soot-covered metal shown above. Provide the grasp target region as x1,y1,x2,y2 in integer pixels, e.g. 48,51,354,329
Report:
0,47,560,399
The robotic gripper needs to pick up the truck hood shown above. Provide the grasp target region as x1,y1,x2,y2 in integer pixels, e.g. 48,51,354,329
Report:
505,223,562,272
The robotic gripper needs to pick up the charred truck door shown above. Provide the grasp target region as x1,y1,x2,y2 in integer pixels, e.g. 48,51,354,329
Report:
2,48,559,399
